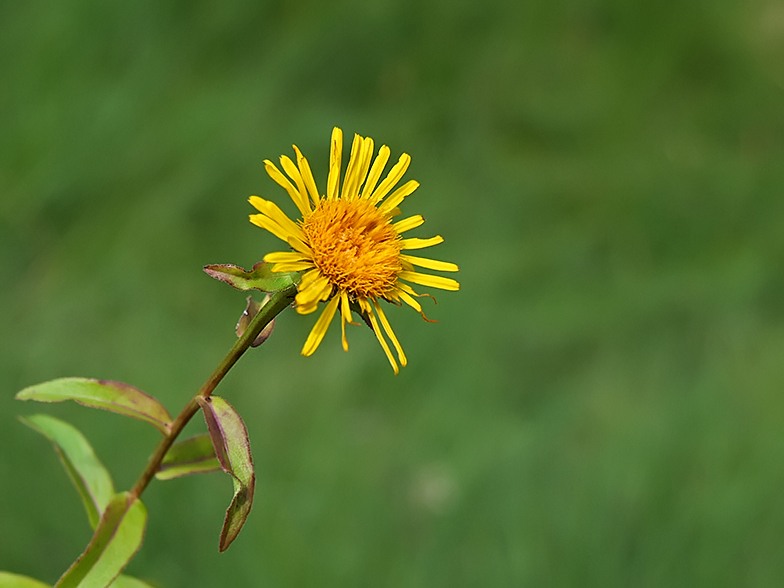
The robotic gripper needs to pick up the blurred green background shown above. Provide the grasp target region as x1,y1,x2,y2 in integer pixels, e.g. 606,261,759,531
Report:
3,0,784,586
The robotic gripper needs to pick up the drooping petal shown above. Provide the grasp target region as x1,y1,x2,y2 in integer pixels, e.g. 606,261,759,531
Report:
301,295,340,356
372,299,407,367
359,298,399,374
340,291,351,351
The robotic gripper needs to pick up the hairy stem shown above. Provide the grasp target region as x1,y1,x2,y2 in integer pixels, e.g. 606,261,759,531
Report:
129,285,297,499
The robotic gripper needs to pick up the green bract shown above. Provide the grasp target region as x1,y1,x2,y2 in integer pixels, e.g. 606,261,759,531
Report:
204,261,299,292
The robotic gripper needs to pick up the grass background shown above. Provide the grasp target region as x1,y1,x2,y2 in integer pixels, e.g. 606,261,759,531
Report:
2,0,784,586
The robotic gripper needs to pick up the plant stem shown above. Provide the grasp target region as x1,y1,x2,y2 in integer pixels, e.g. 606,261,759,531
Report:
129,285,298,499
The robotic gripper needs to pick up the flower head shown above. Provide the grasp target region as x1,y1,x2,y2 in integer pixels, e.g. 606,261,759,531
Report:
249,128,459,373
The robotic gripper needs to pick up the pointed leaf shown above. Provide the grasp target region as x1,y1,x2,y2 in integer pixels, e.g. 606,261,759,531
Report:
55,492,147,588
236,295,275,347
155,434,221,481
204,262,298,292
19,414,114,529
16,378,172,434
0,572,51,587
197,396,255,552
107,576,156,588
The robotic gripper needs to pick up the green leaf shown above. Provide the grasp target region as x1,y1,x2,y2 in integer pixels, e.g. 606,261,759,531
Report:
197,396,255,552
16,378,172,435
155,434,221,481
19,414,114,530
204,261,298,292
0,572,51,587
55,492,147,588
235,295,275,347
107,576,156,588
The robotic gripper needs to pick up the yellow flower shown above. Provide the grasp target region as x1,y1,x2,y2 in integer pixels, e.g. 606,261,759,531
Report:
249,127,459,373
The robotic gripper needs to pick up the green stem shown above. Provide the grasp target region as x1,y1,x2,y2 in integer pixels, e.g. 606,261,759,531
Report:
129,285,297,499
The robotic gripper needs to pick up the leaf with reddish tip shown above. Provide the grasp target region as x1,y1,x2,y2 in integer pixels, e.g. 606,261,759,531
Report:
204,262,298,292
236,295,275,347
197,396,255,552
155,434,221,481
16,378,172,435
55,492,147,588
0,571,51,587
19,414,114,530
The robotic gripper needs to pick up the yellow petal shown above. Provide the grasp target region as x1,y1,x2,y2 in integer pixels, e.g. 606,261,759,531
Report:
296,300,320,315
397,289,422,312
399,254,459,272
287,235,313,256
296,275,332,306
327,127,343,200
351,137,374,200
340,292,351,351
379,180,419,213
271,261,315,273
301,295,340,356
293,145,318,209
248,196,305,242
298,268,322,290
393,215,424,234
396,282,419,297
249,214,290,243
359,298,399,374
279,155,310,213
341,134,364,200
263,160,309,217
264,251,309,263
398,271,460,291
401,236,444,250
361,145,391,199
369,153,411,205
372,300,407,367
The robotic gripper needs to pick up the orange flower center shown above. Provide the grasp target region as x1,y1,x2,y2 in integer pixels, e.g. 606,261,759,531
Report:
302,198,402,299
